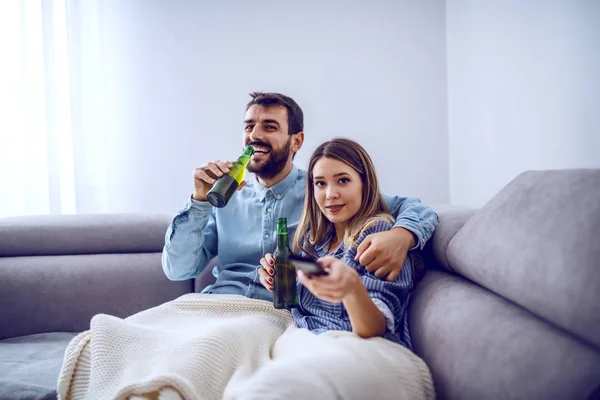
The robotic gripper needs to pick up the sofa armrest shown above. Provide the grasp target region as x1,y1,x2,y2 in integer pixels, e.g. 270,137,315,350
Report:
424,206,478,271
0,214,193,340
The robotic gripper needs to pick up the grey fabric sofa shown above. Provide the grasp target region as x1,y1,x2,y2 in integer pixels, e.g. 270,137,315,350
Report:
1,169,599,400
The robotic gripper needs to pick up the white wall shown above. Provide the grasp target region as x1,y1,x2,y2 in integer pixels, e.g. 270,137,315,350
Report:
447,0,600,208
85,0,448,213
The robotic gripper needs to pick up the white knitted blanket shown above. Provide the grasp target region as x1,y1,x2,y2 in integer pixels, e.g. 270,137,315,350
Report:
57,294,434,400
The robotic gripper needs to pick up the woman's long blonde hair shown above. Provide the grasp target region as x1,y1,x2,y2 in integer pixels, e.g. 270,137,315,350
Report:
292,138,393,257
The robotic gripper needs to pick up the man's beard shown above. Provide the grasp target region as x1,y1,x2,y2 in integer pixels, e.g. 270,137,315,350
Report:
247,137,292,181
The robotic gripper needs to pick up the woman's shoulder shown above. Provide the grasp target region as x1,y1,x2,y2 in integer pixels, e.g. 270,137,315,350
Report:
348,215,394,250
343,215,394,270
358,215,394,238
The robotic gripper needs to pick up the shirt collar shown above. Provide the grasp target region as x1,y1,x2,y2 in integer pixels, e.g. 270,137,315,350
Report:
249,165,303,203
311,225,345,257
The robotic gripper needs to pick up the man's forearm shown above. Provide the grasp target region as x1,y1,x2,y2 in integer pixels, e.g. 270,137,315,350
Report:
387,196,438,250
162,199,216,280
391,226,417,249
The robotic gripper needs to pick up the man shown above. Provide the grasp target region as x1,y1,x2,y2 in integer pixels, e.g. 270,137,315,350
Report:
162,92,438,299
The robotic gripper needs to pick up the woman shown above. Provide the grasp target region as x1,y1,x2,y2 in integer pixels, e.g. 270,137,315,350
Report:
258,137,417,349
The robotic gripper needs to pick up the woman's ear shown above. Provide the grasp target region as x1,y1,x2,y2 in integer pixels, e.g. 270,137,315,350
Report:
291,131,304,154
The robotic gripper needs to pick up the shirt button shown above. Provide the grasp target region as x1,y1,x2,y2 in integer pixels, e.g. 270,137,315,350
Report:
264,233,270,239
276,194,282,200
267,207,272,213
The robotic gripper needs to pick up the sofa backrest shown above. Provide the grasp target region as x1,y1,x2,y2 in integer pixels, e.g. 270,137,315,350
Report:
446,169,600,349
0,214,193,340
0,214,171,256
414,169,600,400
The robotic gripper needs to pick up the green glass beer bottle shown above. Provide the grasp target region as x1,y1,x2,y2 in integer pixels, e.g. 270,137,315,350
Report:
206,145,255,208
273,217,298,309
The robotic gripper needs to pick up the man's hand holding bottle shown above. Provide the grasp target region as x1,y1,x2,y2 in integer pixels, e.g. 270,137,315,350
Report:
193,146,254,207
191,160,247,201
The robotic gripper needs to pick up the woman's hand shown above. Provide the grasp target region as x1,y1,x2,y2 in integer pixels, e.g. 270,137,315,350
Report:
258,253,276,291
296,256,362,303
297,255,386,338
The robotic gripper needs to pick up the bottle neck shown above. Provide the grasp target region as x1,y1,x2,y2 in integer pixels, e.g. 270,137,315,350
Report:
236,154,252,168
235,146,255,168
277,232,289,249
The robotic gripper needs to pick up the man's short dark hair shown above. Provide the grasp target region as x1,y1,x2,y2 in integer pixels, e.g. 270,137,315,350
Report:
246,92,304,135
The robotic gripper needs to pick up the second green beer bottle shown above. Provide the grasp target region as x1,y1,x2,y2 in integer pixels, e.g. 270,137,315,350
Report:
206,145,255,208
273,217,298,309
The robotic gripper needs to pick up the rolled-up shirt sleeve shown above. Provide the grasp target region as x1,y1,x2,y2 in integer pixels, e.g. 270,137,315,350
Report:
371,298,396,332
162,196,218,280
382,195,439,250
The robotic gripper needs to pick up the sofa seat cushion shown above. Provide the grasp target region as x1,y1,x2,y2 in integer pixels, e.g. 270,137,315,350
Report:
0,332,77,400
